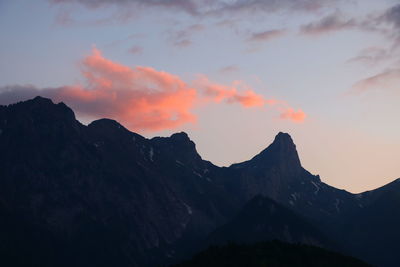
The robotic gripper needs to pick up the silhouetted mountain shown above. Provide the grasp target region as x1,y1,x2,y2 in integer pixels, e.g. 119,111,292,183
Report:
0,96,398,266
231,132,301,172
0,97,236,266
208,195,334,249
339,179,400,267
171,241,371,267
227,132,361,235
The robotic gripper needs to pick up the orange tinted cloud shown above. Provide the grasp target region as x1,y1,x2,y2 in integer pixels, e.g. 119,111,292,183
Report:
193,76,307,123
280,108,306,123
0,48,306,130
55,48,197,131
194,75,272,107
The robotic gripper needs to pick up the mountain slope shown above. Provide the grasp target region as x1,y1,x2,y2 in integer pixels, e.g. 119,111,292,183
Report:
208,195,335,249
341,179,400,267
171,241,371,267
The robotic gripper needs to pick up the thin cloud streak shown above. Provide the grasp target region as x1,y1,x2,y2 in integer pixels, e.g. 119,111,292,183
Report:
173,39,192,47
300,13,356,35
219,65,240,73
248,29,287,42
351,68,400,94
347,46,390,66
128,45,143,54
169,24,205,48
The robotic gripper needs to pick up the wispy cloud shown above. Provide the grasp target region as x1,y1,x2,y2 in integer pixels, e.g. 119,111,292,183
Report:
194,75,275,108
50,0,200,15
106,33,146,48
50,0,342,19
347,3,400,96
300,13,356,36
173,39,192,48
351,68,400,94
169,24,204,48
248,29,287,42
382,3,400,29
347,46,390,66
128,45,143,55
219,65,240,73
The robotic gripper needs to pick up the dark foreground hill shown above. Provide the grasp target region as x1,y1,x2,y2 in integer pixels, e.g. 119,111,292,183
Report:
0,96,399,266
207,195,335,249
171,241,371,267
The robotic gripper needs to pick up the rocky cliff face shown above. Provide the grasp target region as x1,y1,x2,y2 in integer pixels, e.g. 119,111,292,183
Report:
0,97,399,267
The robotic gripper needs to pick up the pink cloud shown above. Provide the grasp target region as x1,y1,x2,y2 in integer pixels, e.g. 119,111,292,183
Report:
0,48,306,131
193,75,305,123
280,108,306,123
54,48,198,131
194,76,271,107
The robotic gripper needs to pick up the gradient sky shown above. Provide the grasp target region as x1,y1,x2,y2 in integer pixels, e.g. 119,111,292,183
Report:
1,0,400,193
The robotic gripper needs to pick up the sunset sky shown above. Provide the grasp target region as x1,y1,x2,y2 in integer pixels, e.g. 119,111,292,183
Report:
1,0,400,193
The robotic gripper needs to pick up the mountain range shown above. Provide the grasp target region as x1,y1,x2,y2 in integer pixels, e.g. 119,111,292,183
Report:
0,96,398,266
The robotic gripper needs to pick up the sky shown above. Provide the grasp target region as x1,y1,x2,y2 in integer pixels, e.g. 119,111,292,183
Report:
1,0,400,193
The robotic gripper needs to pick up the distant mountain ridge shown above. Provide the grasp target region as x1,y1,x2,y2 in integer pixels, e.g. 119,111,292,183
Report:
0,96,398,266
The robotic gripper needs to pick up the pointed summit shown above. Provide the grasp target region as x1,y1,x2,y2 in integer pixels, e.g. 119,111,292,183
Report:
269,132,298,159
231,132,301,172
271,132,298,158
256,132,301,169
274,132,295,145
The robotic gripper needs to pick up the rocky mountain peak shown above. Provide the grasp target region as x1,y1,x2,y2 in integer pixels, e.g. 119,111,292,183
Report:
170,131,191,142
0,96,80,138
258,132,301,168
31,95,53,104
25,96,74,117
273,132,295,146
231,132,301,172
4,96,76,123
88,118,129,134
